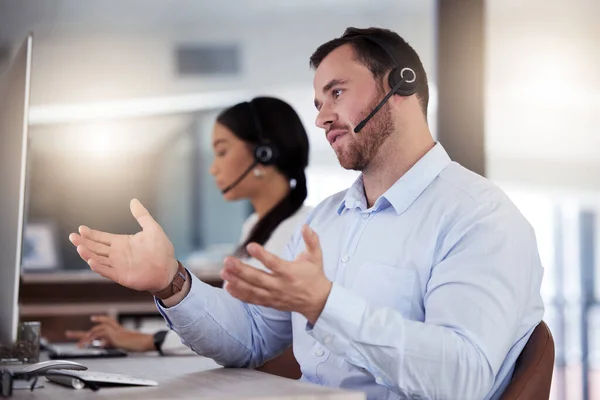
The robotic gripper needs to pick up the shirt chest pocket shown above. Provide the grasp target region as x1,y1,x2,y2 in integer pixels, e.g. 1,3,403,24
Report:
351,262,416,317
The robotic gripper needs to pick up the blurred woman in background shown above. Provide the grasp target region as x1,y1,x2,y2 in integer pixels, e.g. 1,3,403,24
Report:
66,96,312,378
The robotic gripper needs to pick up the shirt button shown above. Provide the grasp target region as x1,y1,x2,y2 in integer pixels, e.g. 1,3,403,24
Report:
375,376,383,384
362,213,369,219
315,349,325,357
341,255,350,263
324,335,333,344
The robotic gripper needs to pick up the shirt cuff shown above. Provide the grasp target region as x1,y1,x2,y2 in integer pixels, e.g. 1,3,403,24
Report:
306,282,367,356
154,272,210,329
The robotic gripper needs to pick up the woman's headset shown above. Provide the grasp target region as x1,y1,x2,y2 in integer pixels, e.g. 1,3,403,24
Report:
247,100,279,166
220,100,279,194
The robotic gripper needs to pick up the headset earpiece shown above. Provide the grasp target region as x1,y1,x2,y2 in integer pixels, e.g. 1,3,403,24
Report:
352,36,420,134
388,67,417,96
248,100,278,166
254,143,278,165
359,35,417,97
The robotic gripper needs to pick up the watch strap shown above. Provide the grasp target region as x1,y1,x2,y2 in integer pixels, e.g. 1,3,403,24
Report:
150,261,188,300
153,330,168,355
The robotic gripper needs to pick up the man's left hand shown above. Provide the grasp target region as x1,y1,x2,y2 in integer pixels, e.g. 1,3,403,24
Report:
221,224,332,325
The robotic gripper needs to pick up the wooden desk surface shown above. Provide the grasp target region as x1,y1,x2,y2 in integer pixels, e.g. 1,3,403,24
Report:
10,354,365,400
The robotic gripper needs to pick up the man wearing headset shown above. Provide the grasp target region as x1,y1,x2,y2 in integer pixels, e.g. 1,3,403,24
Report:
70,27,544,400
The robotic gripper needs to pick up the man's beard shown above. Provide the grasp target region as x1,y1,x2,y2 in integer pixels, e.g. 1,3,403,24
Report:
336,94,395,171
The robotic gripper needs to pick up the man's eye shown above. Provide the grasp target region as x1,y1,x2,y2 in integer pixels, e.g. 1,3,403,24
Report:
332,89,343,98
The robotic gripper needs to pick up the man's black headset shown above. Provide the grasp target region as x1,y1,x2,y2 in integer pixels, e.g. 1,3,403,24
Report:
221,100,279,194
353,35,418,133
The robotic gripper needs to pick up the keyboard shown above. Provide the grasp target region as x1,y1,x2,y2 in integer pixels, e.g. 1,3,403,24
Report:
46,343,127,359
45,369,158,389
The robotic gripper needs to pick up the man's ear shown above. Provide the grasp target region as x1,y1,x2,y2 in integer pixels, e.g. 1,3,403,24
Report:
389,90,407,108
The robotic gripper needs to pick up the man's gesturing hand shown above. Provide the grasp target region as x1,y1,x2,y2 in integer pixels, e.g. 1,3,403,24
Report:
221,224,332,325
68,199,178,293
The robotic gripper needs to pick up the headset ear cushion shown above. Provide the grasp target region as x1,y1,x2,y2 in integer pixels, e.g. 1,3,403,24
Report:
254,143,278,165
389,67,418,96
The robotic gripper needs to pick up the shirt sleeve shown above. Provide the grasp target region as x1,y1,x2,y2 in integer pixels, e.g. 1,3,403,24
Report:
155,207,311,368
306,203,543,399
159,330,196,356
152,210,311,366
155,273,293,368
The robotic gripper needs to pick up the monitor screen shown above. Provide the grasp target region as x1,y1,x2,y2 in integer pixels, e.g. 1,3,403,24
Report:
0,33,32,345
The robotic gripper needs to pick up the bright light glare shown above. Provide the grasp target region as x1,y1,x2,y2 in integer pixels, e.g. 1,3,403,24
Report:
55,123,128,159
84,126,114,155
505,45,588,107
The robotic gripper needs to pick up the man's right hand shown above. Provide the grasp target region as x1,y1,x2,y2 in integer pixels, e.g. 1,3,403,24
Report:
69,199,178,293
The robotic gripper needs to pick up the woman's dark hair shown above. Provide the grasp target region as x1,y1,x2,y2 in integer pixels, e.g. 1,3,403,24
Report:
216,96,309,257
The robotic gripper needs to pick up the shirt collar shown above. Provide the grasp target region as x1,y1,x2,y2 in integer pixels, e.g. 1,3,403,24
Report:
337,142,452,215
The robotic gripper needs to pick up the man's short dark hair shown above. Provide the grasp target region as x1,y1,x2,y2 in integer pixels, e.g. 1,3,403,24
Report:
310,27,429,117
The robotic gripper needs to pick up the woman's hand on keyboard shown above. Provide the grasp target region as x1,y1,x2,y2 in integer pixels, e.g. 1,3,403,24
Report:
65,315,155,352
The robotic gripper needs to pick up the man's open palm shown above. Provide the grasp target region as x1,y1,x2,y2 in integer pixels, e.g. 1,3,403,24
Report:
69,199,178,292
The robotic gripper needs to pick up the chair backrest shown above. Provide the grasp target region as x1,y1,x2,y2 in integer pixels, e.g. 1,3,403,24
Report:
255,347,301,380
500,321,555,400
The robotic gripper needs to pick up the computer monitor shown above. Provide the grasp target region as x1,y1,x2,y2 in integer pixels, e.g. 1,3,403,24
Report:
0,33,33,345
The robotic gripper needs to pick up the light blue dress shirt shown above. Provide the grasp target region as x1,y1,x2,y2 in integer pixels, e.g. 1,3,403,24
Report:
156,143,544,400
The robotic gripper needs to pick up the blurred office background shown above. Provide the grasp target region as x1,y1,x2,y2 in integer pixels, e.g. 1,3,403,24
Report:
0,0,598,399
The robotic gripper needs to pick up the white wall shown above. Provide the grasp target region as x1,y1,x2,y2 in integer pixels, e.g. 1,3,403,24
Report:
9,1,436,208
486,0,600,190
0,2,436,107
